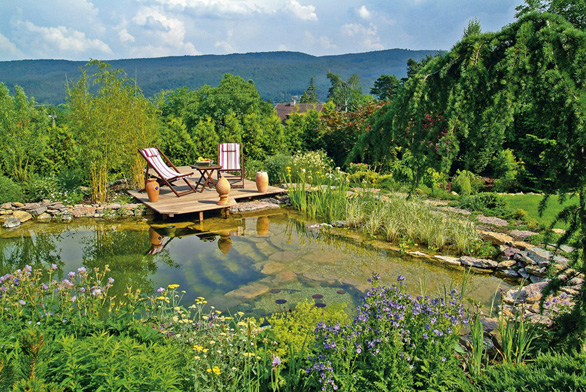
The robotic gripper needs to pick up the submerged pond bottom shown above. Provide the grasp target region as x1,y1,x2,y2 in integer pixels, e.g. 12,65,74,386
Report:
0,212,510,317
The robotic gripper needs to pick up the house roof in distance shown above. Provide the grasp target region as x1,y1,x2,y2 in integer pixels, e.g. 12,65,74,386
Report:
275,99,324,123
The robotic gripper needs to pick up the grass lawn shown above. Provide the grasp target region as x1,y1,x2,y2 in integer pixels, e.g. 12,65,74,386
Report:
502,194,578,229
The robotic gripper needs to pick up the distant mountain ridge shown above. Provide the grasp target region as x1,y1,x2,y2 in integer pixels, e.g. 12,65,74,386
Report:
0,49,440,106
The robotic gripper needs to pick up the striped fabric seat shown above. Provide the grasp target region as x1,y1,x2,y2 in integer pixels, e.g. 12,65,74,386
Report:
139,147,197,197
142,148,183,180
217,143,244,188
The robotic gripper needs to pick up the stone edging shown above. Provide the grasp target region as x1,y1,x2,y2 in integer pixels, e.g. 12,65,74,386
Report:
1,200,147,228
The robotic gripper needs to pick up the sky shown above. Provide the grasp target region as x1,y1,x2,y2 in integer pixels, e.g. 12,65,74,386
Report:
0,0,519,62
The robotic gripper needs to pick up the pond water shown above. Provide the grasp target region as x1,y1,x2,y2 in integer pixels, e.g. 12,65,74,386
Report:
0,211,510,316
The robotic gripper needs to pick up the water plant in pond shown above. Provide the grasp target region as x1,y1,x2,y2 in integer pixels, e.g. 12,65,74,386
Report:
288,174,479,253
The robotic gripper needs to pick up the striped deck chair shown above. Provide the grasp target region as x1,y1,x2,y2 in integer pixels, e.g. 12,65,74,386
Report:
139,148,197,197
217,143,244,188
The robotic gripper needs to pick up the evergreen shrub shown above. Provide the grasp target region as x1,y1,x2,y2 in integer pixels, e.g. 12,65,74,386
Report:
0,175,23,203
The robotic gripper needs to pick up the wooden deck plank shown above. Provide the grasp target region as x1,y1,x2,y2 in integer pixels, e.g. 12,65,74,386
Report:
128,169,285,217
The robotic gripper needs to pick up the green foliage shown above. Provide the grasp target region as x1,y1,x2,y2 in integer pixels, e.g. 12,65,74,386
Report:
493,149,519,192
516,0,586,29
472,351,586,391
264,153,293,184
307,275,467,391
452,170,482,196
326,72,371,112
48,332,186,391
21,175,61,202
458,192,507,213
320,100,386,168
260,301,350,363
299,77,319,103
370,74,401,101
66,60,158,202
244,159,265,180
0,175,23,203
0,83,52,184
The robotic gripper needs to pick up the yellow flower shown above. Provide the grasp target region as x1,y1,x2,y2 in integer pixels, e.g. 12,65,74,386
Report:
215,310,222,315
168,284,180,290
206,368,212,373
155,296,166,301
212,366,221,375
194,356,200,360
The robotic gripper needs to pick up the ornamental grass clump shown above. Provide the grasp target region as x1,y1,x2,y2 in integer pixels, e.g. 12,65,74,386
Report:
307,274,467,391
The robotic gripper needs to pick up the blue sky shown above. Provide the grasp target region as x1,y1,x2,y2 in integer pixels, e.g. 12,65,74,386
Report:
0,0,519,61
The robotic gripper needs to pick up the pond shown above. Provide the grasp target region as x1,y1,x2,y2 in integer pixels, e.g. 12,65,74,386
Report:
0,211,510,316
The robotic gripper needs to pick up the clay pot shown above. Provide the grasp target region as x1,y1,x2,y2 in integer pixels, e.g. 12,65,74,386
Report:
146,178,160,202
216,175,231,205
255,171,269,193
256,216,269,236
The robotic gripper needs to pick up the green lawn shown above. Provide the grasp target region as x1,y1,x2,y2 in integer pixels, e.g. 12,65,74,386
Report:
502,194,578,229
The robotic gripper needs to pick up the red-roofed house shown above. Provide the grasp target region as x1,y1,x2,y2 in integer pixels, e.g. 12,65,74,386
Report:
275,99,324,124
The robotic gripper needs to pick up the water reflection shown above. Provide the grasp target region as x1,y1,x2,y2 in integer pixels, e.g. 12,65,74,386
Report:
0,213,511,317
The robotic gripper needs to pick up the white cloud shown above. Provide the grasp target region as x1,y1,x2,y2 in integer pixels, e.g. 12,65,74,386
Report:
340,23,383,50
318,35,336,50
0,33,23,60
145,0,269,16
118,28,135,44
286,0,317,21
357,5,371,19
18,20,111,55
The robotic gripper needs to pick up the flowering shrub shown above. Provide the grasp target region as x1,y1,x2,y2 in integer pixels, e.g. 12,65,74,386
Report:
307,275,467,391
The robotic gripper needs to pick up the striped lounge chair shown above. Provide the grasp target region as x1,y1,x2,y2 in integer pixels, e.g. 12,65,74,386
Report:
217,143,244,188
139,147,197,197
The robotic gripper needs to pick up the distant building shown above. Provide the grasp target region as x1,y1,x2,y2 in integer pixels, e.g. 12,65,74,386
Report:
275,99,324,124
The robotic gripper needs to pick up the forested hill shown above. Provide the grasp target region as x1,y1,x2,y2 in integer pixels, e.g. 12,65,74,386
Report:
0,49,439,105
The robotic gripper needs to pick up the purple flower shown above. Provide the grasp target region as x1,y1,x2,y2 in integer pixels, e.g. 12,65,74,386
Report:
41,283,48,290
272,356,282,367
18,300,26,305
92,288,102,296
71,296,77,303
24,265,32,273
50,264,58,271
77,267,87,274
68,271,76,278
108,277,114,284
397,275,406,282
157,287,165,294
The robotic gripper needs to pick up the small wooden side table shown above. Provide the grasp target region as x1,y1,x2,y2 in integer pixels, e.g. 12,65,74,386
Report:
191,164,222,192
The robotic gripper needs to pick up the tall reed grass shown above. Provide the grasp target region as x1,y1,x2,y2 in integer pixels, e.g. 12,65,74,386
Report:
287,170,479,254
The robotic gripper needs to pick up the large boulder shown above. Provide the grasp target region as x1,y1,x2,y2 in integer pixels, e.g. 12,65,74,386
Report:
460,256,499,269
12,210,32,223
502,282,548,305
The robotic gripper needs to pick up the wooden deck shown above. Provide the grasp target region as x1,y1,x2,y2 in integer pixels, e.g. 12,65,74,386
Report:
128,166,285,220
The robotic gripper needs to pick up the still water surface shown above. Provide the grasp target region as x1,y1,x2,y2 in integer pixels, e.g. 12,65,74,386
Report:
0,211,509,316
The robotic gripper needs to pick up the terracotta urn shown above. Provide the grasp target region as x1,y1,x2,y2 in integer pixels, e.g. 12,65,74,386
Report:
216,175,231,205
256,216,269,236
255,171,269,193
146,178,160,202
